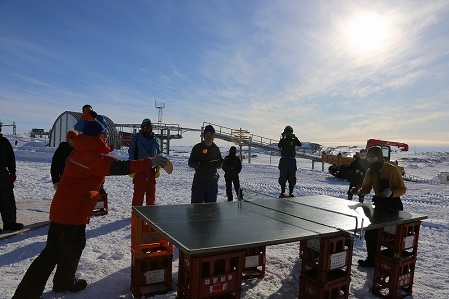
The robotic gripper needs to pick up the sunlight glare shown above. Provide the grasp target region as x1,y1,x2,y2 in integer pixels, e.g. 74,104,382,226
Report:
346,13,390,53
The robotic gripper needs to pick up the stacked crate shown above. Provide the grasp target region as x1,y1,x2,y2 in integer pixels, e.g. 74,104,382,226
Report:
130,210,174,298
299,234,353,299
372,221,421,299
177,250,245,299
242,246,266,280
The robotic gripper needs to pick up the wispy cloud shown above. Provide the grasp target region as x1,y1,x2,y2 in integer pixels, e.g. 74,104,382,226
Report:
1,0,448,147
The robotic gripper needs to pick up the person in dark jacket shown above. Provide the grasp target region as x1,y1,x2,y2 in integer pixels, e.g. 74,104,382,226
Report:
51,130,78,190
353,146,406,267
222,146,243,201
12,120,168,299
188,125,223,203
278,125,302,198
0,120,23,232
347,149,369,202
128,118,161,206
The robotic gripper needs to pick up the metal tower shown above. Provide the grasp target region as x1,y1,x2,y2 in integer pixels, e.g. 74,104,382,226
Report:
155,100,165,124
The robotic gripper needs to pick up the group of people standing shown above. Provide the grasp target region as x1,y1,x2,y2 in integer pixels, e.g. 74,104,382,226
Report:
188,124,304,203
7,114,407,298
12,106,168,299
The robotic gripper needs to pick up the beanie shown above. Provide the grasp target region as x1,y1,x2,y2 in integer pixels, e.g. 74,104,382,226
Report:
82,120,106,136
204,125,215,135
141,118,152,127
66,130,79,141
367,146,384,160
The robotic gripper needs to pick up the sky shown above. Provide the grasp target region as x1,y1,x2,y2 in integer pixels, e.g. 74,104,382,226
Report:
1,0,449,149
1,134,449,298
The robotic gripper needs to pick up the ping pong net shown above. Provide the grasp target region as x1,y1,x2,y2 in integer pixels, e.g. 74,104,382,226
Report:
241,190,363,238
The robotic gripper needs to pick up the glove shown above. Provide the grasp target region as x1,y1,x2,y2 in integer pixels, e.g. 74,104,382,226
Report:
53,183,59,190
155,166,161,178
350,185,361,195
151,155,168,168
383,188,393,198
9,172,16,183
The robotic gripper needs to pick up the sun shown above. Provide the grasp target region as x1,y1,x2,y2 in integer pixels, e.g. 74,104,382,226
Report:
345,13,391,53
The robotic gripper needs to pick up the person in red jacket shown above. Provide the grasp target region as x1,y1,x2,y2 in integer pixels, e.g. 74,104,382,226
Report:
12,120,168,299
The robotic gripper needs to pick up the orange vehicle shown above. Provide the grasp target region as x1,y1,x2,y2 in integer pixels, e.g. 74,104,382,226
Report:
321,139,408,180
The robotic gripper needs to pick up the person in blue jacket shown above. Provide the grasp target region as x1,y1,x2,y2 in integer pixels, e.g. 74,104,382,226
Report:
128,118,161,206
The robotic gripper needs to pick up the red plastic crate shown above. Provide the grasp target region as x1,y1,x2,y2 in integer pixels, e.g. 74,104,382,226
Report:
378,221,421,253
177,250,244,299
372,254,416,299
131,242,174,258
301,265,350,284
299,273,350,299
130,252,173,298
299,234,353,273
91,193,108,217
131,210,174,254
242,246,266,280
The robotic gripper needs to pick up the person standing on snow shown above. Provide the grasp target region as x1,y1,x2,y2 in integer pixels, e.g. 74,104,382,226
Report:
347,149,369,203
74,104,108,132
0,120,23,232
50,130,78,190
12,120,168,299
128,118,161,206
277,125,302,198
188,125,223,203
353,146,406,267
222,146,243,201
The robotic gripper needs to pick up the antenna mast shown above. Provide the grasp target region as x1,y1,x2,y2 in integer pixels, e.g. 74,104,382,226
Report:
154,100,165,125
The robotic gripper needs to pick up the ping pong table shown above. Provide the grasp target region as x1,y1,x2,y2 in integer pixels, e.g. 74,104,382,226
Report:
131,193,427,298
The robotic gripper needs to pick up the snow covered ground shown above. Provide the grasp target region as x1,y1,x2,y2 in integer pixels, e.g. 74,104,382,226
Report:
1,134,449,299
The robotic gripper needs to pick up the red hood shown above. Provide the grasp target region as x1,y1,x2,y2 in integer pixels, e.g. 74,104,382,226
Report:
72,134,111,154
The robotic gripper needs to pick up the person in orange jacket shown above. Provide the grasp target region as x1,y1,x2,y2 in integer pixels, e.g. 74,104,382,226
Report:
12,120,168,299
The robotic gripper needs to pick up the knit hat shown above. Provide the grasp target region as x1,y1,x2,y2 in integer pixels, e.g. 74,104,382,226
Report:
66,130,79,141
82,120,106,136
141,118,152,127
367,146,383,160
204,125,215,135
